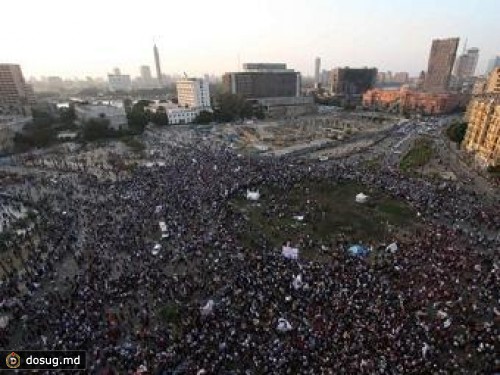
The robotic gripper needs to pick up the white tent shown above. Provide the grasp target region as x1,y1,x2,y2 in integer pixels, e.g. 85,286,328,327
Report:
201,300,214,316
355,193,369,203
292,274,303,290
386,242,398,253
282,246,299,260
246,190,260,201
277,318,292,332
293,215,304,221
159,221,167,232
151,243,162,256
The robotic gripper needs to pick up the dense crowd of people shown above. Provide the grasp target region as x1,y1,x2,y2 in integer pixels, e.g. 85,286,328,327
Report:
0,142,498,374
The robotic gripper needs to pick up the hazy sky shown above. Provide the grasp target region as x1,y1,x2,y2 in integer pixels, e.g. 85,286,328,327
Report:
1,0,499,79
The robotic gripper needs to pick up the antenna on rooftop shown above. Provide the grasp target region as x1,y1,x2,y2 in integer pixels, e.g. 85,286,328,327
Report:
463,37,468,54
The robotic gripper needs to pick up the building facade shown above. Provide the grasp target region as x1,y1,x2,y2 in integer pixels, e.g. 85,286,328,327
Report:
329,67,377,99
486,67,500,94
362,88,468,115
423,38,459,93
223,63,301,98
454,47,479,79
108,73,132,92
463,96,500,167
176,78,211,109
0,64,35,116
250,96,316,119
314,57,321,85
75,104,127,129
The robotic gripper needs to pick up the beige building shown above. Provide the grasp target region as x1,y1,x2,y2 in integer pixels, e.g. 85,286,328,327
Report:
485,67,500,94
464,96,500,167
0,64,35,115
176,78,211,109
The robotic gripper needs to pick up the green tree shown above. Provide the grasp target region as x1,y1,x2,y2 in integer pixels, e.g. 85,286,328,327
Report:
82,118,113,141
194,110,214,124
150,111,169,126
214,93,253,122
446,121,468,144
59,105,76,125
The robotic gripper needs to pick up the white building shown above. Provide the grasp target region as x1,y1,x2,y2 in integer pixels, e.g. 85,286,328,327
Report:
146,100,201,125
176,78,211,109
75,104,127,129
108,73,132,92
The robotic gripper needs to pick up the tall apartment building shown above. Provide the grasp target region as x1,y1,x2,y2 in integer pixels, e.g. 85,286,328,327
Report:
485,67,500,94
223,63,300,98
0,63,35,116
454,47,479,79
314,57,321,85
329,67,377,98
423,38,459,93
463,96,500,167
176,78,211,109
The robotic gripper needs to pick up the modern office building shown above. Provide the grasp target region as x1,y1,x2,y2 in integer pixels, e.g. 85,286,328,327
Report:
223,63,301,98
454,47,479,79
423,37,459,92
314,57,321,85
0,63,35,115
176,78,211,109
154,44,163,87
463,96,500,167
140,65,152,82
485,67,500,94
329,67,377,99
486,56,500,76
108,69,132,92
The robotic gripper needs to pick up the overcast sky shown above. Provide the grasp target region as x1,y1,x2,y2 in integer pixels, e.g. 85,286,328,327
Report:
1,0,499,79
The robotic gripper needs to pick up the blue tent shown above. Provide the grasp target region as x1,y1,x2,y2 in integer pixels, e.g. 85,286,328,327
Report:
348,244,370,257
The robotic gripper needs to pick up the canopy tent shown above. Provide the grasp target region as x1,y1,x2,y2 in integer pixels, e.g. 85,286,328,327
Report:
347,244,370,257
277,318,293,332
386,242,398,253
151,243,162,256
355,193,369,203
246,189,260,201
282,245,299,260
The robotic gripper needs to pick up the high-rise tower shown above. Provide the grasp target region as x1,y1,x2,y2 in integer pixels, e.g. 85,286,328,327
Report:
154,44,163,87
423,37,459,93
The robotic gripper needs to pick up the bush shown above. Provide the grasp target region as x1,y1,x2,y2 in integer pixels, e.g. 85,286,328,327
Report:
446,121,468,144
81,118,115,141
194,110,214,124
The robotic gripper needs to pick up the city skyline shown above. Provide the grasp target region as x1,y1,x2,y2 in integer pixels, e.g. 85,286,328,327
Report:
1,0,499,79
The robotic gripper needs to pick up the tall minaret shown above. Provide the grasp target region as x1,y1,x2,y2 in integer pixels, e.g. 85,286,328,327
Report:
153,43,163,87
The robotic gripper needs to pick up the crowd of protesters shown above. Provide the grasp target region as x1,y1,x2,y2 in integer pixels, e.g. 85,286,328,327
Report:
0,142,498,374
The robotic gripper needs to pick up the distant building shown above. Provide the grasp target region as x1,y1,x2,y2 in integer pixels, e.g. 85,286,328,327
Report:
485,67,500,94
423,37,459,93
75,103,127,129
454,47,479,79
146,100,200,125
464,96,500,167
176,78,211,109
223,63,300,98
363,88,468,115
472,77,488,95
0,63,35,116
486,56,500,75
393,72,409,84
108,71,132,92
250,96,316,119
140,65,152,82
314,57,321,85
329,67,377,100
154,44,163,87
